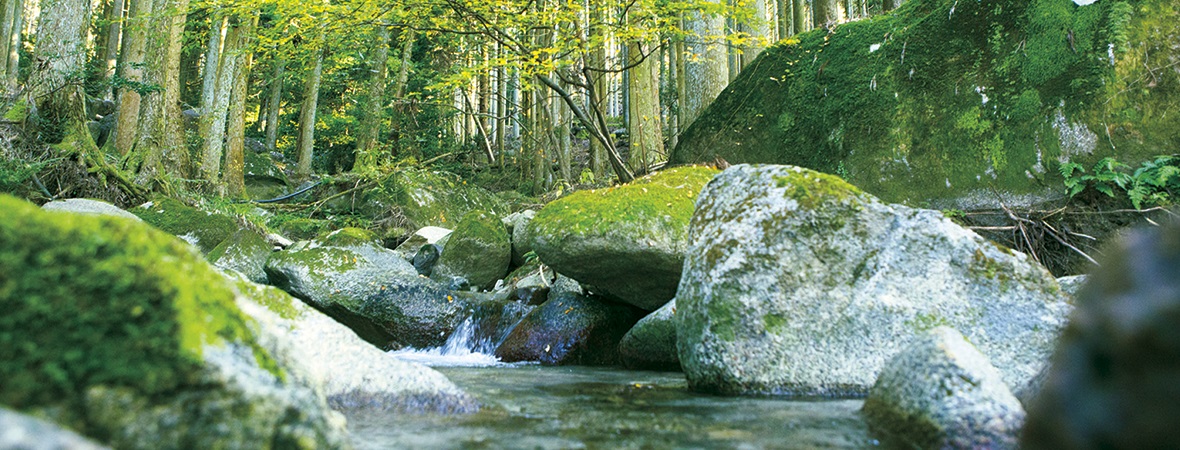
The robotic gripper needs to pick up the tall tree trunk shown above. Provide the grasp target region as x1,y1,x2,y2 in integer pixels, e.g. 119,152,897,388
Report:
113,0,148,155
263,56,284,151
742,0,771,69
626,26,662,174
199,13,227,113
4,0,22,86
587,3,607,179
0,0,17,81
101,0,123,97
814,0,841,28
135,0,193,185
883,0,904,12
681,6,728,129
222,12,256,198
793,0,811,34
295,48,323,179
530,87,548,195
198,15,241,187
32,0,90,138
354,22,389,170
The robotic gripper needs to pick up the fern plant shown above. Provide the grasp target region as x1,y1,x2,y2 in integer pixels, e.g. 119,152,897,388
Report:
1061,155,1180,209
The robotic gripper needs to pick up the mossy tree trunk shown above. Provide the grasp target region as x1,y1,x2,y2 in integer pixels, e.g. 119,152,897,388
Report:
197,15,243,189
222,11,256,198
0,0,18,81
113,0,149,155
134,0,194,187
200,14,228,115
354,21,390,171
295,47,324,179
263,56,284,151
94,0,124,100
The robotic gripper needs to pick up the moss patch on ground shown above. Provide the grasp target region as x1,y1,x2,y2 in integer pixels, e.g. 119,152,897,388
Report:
673,0,1178,206
0,194,278,428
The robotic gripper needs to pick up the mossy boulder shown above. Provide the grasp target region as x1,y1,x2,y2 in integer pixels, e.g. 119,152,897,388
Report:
230,276,478,413
273,217,333,242
264,228,465,349
672,0,1176,208
618,299,680,371
208,229,273,284
0,194,349,449
677,165,1072,397
130,197,239,254
1023,218,1180,448
324,169,508,230
42,198,142,222
432,210,511,290
529,167,719,310
864,327,1025,449
244,151,289,201
495,293,646,366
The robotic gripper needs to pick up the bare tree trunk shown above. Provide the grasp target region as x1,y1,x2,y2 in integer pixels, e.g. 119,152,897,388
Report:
113,0,148,154
681,6,728,129
793,0,811,34
354,22,389,170
626,25,662,174
262,56,284,151
883,0,904,12
0,0,17,81
295,48,323,179
223,12,255,198
587,3,607,179
555,79,571,182
4,0,21,86
742,0,771,69
197,16,241,186
199,13,227,113
101,0,123,96
32,0,90,132
135,0,193,184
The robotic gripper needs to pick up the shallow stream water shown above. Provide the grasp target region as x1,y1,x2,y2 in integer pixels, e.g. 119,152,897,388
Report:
345,363,878,449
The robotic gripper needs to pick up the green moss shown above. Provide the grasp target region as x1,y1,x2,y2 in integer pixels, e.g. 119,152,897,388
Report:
0,195,281,422
131,197,239,255
273,217,332,241
364,168,508,228
317,227,378,247
532,166,719,240
763,313,788,334
904,312,950,333
773,168,866,209
2,99,28,122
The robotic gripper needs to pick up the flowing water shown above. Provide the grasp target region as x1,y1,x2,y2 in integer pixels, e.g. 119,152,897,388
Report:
351,320,879,449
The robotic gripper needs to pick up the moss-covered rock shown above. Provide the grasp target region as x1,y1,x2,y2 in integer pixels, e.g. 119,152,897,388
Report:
244,151,290,201
673,0,1177,208
864,327,1025,449
0,194,349,449
264,228,465,349
503,210,537,268
323,169,508,230
529,167,719,310
130,197,239,254
677,165,1072,397
273,217,333,242
432,210,511,290
208,229,273,284
494,293,646,366
618,299,680,371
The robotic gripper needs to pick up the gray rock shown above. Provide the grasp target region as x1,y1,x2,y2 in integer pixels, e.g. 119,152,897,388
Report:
230,276,479,413
1023,219,1180,449
41,198,142,222
1054,275,1087,298
503,209,536,267
529,167,719,310
864,327,1024,449
619,299,679,370
432,210,511,290
547,274,585,301
677,165,1072,396
0,406,109,450
264,228,464,349
208,229,272,284
392,226,453,262
495,293,646,366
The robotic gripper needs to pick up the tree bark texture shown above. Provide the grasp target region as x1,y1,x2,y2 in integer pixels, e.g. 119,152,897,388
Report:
681,6,728,130
197,16,241,185
113,0,148,154
222,12,256,198
134,0,192,184
263,56,284,151
295,48,323,179
626,37,662,174
354,22,389,169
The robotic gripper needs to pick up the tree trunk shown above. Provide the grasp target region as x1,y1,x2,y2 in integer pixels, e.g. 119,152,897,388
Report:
793,0,811,34
883,0,904,12
681,6,728,129
135,0,193,185
113,0,148,155
263,56,284,151
101,0,124,96
200,13,227,113
626,29,663,174
0,0,17,81
4,0,20,86
814,0,841,28
295,48,323,179
32,0,90,138
354,22,389,170
222,12,256,198
742,0,771,69
197,15,241,186
587,3,607,179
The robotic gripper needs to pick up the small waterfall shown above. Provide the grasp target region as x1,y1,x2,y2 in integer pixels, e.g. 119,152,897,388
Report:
390,301,533,367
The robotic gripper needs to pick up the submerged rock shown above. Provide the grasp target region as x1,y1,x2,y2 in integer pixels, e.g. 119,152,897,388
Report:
130,197,239,254
0,406,109,450
231,276,478,413
265,228,464,349
864,327,1024,449
0,195,349,449
619,299,680,371
1023,220,1180,448
208,229,272,284
41,198,142,222
529,167,718,310
677,165,1071,397
432,210,511,290
495,293,646,365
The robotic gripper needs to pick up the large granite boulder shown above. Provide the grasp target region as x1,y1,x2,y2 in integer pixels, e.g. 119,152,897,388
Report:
0,406,109,450
678,165,1072,396
41,198,141,222
1023,219,1180,448
864,327,1025,449
618,299,680,371
264,228,465,349
503,209,536,267
208,229,272,284
529,167,718,310
432,210,511,290
0,195,349,449
230,276,478,413
130,197,239,254
495,293,645,365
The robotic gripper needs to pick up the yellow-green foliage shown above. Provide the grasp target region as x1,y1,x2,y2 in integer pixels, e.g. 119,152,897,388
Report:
532,166,719,239
674,0,1173,205
0,195,278,419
